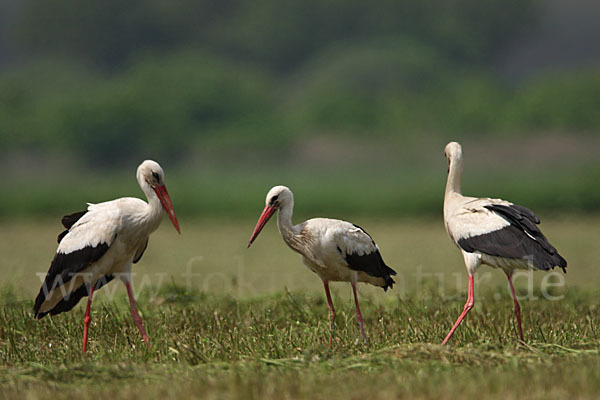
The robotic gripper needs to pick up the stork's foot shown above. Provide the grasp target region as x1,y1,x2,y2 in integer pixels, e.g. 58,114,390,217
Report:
358,321,368,345
328,323,335,348
442,275,475,345
323,280,336,348
505,271,525,343
82,284,95,354
351,282,368,345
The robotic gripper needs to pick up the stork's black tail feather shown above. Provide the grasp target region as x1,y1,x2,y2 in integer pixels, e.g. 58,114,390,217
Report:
481,204,567,273
381,263,397,291
549,252,567,274
34,274,114,319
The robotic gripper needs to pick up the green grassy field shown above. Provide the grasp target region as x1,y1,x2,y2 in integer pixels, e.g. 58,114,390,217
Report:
1,217,599,399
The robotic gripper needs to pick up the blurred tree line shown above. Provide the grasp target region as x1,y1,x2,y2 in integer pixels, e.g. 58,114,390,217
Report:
0,0,599,167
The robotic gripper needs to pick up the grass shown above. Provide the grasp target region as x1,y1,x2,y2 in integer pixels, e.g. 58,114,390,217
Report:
1,288,599,399
0,217,599,398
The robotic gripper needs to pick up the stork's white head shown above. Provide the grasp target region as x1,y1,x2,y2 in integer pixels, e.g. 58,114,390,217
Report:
264,185,293,210
137,160,165,187
248,185,293,247
137,160,180,234
444,142,462,163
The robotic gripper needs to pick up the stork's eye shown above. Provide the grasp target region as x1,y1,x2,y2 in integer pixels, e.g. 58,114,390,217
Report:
152,171,160,181
270,194,279,204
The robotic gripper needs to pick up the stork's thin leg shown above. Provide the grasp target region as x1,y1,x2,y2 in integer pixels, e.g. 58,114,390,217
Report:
125,281,150,347
323,281,336,348
442,275,474,345
351,282,367,343
82,283,95,354
505,271,524,342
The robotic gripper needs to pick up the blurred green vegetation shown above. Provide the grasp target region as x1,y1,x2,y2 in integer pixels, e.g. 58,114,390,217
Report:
2,285,599,399
3,164,600,218
0,0,599,216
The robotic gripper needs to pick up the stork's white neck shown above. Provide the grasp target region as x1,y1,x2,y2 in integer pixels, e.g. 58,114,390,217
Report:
445,155,462,196
444,153,465,227
138,174,164,230
276,201,302,251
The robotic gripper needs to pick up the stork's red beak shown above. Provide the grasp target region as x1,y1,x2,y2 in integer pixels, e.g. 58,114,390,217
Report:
153,184,181,234
248,205,276,247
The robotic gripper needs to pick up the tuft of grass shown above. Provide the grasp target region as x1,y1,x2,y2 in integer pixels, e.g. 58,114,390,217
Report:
1,218,599,398
1,286,599,399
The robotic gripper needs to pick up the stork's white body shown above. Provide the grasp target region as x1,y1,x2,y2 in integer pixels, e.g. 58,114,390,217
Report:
37,197,163,315
444,194,532,276
248,186,396,345
279,217,389,287
34,160,180,352
441,142,566,345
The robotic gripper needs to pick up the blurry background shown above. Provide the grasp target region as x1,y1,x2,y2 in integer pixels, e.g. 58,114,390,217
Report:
0,0,599,219
0,0,599,297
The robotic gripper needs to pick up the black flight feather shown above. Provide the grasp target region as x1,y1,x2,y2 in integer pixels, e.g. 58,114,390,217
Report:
133,239,148,264
337,225,397,291
34,241,112,318
57,210,88,243
458,204,567,272
34,274,114,319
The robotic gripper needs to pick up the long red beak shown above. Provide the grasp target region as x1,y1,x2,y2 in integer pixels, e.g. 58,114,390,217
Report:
153,184,181,234
248,205,276,248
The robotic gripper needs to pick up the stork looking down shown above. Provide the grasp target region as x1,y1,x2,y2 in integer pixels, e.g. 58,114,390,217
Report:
33,160,180,352
442,142,567,345
247,186,397,346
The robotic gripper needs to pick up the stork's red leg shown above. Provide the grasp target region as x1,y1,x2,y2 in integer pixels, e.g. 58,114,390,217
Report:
323,281,336,348
351,282,367,343
125,281,150,347
505,271,524,342
82,283,95,353
442,275,474,345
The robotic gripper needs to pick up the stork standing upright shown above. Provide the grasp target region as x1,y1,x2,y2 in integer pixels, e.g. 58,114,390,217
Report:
442,142,567,344
33,160,180,352
247,186,397,346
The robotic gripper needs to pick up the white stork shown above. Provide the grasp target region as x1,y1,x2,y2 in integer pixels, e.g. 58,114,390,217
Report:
247,185,397,346
442,142,567,345
33,160,180,352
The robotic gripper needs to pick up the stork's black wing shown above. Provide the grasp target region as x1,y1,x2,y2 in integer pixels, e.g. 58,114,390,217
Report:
336,224,397,291
457,204,567,272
